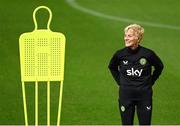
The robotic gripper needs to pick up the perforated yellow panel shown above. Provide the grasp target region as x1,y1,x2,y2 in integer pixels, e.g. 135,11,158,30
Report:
19,30,65,81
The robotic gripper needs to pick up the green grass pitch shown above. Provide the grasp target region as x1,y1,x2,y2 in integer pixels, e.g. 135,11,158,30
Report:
0,0,180,125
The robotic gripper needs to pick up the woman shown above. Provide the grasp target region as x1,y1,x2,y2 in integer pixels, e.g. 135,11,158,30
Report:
108,24,164,125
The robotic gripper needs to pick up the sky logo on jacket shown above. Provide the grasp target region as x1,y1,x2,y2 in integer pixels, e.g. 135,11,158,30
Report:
126,68,143,77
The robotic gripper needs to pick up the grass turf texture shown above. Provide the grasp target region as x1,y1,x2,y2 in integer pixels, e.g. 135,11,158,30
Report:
0,0,180,125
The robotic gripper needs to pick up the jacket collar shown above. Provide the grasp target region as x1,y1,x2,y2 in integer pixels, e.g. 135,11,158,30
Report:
127,45,141,54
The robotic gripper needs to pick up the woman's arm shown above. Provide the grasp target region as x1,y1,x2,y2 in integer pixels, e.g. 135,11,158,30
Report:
150,51,164,85
108,52,121,85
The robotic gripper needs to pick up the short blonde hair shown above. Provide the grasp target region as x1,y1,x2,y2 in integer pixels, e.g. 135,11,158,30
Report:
124,24,144,42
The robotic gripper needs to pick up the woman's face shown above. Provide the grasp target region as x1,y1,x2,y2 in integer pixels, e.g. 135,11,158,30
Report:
124,29,139,48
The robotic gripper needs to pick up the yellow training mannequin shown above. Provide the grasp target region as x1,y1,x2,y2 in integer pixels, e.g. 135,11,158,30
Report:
19,6,65,126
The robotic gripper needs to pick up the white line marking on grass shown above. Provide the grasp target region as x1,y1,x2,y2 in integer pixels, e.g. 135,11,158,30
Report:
66,0,180,31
